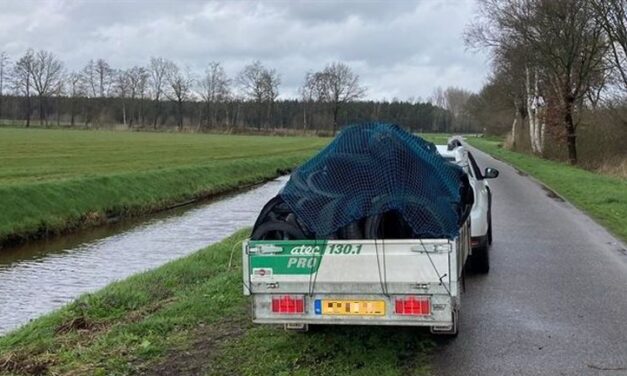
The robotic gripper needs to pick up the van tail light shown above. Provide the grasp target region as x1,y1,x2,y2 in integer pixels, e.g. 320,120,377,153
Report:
271,295,304,314
395,296,431,316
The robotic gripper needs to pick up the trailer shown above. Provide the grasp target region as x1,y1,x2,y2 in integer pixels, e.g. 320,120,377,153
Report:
242,218,470,335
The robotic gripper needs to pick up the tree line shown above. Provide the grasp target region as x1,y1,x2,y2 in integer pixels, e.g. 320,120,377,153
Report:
463,0,627,165
0,51,465,135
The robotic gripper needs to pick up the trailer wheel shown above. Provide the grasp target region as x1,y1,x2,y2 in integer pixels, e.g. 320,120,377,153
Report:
251,221,306,240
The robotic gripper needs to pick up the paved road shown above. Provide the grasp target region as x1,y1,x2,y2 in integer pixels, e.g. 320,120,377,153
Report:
433,148,627,376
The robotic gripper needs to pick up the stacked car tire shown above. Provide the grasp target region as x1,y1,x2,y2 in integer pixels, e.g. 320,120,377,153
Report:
250,195,464,241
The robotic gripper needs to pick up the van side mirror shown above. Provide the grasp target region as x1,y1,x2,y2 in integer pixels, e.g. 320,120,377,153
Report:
484,167,499,179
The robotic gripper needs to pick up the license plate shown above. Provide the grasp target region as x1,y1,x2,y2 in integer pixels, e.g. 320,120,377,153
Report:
316,300,386,316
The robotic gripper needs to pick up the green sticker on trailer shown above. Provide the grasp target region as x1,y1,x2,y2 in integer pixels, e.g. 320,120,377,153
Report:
249,240,328,275
248,240,367,276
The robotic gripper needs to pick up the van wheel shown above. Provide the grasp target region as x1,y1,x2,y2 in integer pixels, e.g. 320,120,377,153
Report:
471,237,490,274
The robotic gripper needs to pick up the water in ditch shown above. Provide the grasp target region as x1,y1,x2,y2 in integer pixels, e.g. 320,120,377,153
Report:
0,177,287,335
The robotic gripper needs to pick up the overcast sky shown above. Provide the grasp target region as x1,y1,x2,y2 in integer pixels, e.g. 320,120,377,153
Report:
0,0,489,101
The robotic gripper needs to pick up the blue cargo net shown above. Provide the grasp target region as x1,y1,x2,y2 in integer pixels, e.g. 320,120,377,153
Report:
279,123,467,239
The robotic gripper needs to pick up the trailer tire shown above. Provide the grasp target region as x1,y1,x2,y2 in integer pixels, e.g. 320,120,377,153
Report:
339,221,363,239
251,221,306,240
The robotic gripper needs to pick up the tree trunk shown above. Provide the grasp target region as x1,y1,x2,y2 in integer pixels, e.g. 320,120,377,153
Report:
139,99,144,127
533,69,544,155
564,99,577,165
70,100,76,127
39,95,45,126
56,96,60,127
511,115,518,149
153,100,160,129
128,99,134,128
205,101,211,129
122,100,127,128
178,100,183,130
25,95,31,128
526,67,538,153
256,101,262,131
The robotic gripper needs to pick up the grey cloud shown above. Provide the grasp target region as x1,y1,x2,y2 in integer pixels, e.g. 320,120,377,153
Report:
0,0,488,100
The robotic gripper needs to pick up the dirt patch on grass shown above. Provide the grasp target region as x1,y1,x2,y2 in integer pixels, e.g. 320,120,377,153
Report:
0,351,53,376
145,317,250,376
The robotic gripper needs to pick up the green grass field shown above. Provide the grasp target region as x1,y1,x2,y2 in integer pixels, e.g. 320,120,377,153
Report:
0,128,328,244
467,136,627,242
0,230,433,376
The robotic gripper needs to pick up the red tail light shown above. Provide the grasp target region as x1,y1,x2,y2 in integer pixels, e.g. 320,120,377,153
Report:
271,295,304,314
395,296,431,316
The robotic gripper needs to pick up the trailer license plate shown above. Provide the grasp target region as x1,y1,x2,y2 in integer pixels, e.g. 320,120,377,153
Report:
317,300,385,316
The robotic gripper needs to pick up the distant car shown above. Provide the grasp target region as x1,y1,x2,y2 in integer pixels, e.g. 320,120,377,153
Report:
436,140,499,273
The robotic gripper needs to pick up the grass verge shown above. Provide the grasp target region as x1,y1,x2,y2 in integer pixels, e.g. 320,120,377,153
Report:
467,137,627,242
0,128,327,245
0,230,433,376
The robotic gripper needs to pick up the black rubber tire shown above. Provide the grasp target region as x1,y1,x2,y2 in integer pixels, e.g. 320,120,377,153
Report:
338,221,363,239
488,216,493,245
252,196,289,231
471,236,490,274
251,220,306,240
364,211,414,239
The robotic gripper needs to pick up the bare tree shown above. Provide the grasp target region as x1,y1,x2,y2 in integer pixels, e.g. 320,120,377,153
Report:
11,49,35,127
95,59,113,98
305,62,366,135
81,60,98,98
149,57,169,129
82,58,113,98
199,61,230,128
467,0,608,164
443,87,475,131
261,68,280,128
80,59,113,126
164,62,194,130
68,71,85,127
492,44,530,149
0,51,8,122
30,50,64,125
53,75,64,127
591,0,627,92
429,87,447,109
113,69,131,127
126,66,149,127
299,71,318,130
238,60,280,130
